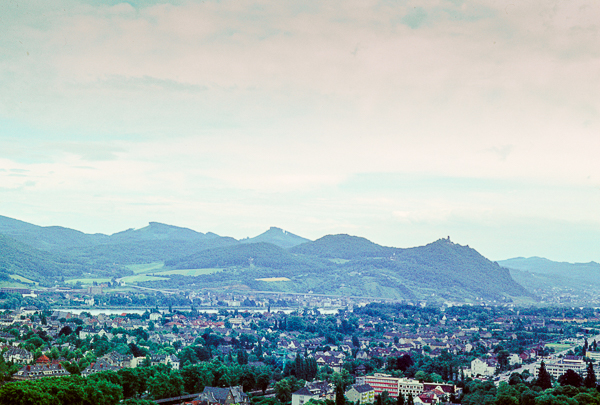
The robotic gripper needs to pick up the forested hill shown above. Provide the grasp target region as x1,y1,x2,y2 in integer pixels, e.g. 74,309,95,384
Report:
0,234,122,282
499,256,600,294
162,236,532,302
290,234,397,259
0,214,107,250
0,215,532,301
166,242,329,270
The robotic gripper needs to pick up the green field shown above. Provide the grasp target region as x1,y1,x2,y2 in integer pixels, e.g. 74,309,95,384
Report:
9,274,38,285
0,280,33,288
65,265,221,286
545,343,572,352
155,268,222,276
66,278,112,285
119,274,169,283
126,262,165,274
328,258,350,264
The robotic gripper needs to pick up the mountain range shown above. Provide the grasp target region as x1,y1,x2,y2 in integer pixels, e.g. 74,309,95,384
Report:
0,215,535,302
498,257,600,295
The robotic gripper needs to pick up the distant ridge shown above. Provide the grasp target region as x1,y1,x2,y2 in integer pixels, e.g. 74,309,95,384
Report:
290,234,395,259
499,256,600,294
241,227,310,248
0,214,533,301
109,222,210,243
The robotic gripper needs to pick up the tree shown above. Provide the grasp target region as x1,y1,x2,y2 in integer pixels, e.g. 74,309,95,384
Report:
147,370,183,399
407,393,414,405
536,361,552,389
335,382,345,405
275,378,293,404
584,362,597,389
257,372,271,394
397,392,405,405
557,369,583,387
497,350,510,372
59,325,73,337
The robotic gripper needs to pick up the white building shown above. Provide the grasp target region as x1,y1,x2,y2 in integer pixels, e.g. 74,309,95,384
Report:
470,358,496,377
345,384,375,404
356,374,423,398
538,356,587,380
508,354,522,366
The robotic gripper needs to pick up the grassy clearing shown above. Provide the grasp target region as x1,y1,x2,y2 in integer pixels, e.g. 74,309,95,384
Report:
0,281,32,288
9,275,38,285
120,274,169,283
66,278,112,285
126,262,165,274
256,277,291,282
156,268,222,276
328,258,350,264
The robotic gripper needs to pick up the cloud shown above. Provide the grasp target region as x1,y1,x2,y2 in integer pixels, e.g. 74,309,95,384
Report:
0,0,599,261
400,7,428,29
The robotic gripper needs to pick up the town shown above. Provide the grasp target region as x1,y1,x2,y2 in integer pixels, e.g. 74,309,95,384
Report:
1,287,599,404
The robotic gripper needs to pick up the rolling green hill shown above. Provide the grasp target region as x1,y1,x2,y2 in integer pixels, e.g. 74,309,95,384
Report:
0,215,533,301
165,242,328,270
161,236,533,301
290,234,396,259
499,257,600,293
0,234,128,282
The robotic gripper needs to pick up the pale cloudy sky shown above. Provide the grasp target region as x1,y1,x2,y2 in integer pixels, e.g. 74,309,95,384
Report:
1,0,599,262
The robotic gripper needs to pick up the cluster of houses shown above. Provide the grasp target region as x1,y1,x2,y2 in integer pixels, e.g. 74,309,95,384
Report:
0,296,596,405
291,375,461,405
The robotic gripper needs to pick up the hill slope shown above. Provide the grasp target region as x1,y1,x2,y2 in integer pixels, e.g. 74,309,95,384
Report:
499,257,600,294
0,234,129,282
0,215,107,250
0,215,532,301
290,234,396,259
162,236,532,302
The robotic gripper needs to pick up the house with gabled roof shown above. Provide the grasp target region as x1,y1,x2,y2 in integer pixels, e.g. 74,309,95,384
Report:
198,386,249,405
3,347,33,363
81,358,121,376
13,363,70,380
345,384,375,404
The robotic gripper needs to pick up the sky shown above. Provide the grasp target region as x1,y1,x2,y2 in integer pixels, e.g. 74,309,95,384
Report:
1,0,599,263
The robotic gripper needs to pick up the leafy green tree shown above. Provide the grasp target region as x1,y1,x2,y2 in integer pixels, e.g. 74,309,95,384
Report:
275,377,303,404
573,392,598,405
121,399,156,405
275,378,293,404
118,368,142,398
179,346,199,366
257,371,271,394
147,370,184,399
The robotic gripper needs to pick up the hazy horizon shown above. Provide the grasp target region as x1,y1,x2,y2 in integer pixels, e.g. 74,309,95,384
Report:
1,0,599,263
